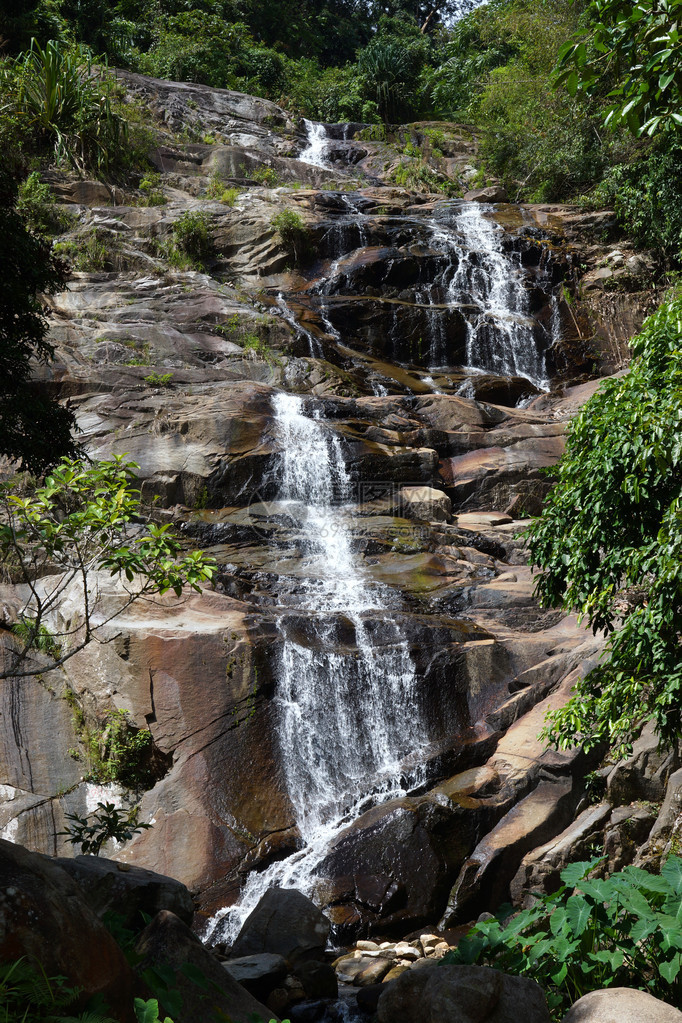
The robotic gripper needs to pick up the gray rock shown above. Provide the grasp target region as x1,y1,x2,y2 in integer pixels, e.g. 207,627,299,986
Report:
222,953,288,1001
561,987,682,1023
607,722,677,805
376,963,550,1023
135,910,278,1023
55,854,195,928
229,887,330,963
463,186,509,203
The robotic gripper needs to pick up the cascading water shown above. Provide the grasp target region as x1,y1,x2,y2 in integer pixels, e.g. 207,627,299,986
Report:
300,118,331,168
206,392,429,945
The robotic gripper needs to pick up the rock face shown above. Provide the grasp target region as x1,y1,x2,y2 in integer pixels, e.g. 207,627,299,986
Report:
376,963,550,1023
0,839,135,1020
0,71,660,944
561,988,682,1023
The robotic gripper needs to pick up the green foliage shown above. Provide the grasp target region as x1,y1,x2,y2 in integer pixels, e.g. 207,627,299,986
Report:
527,297,682,756
0,456,216,679
447,856,682,1017
137,173,167,206
250,165,281,186
59,800,152,856
16,171,71,235
556,0,682,137
0,955,116,1023
594,136,682,262
1,39,128,175
203,176,239,205
171,210,213,262
53,228,112,271
134,999,173,1023
357,27,428,123
143,372,174,387
84,709,155,788
271,208,309,262
0,164,75,474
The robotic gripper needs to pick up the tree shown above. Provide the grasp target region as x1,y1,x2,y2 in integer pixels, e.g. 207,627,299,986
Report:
556,0,682,136
0,457,216,680
0,165,77,474
527,296,682,758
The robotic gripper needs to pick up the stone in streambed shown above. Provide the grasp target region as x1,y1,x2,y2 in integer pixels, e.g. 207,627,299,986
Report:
354,957,394,985
222,953,288,1002
229,887,330,963
376,964,550,1023
294,960,338,999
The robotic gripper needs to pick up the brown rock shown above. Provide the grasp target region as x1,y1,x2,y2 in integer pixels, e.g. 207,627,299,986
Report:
463,186,509,203
135,910,278,1023
561,987,682,1023
376,963,550,1023
0,839,134,1021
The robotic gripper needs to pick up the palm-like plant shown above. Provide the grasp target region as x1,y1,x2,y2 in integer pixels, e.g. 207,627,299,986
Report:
3,39,127,175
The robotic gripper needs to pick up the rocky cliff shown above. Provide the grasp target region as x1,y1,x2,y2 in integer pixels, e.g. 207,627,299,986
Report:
0,72,665,942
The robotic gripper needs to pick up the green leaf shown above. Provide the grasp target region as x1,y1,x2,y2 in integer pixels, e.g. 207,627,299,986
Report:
566,895,592,936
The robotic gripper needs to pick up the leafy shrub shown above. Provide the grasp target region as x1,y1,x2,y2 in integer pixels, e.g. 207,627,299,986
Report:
84,709,156,788
528,296,682,755
1,39,128,175
171,211,213,262
203,176,239,205
53,228,112,271
251,165,281,187
59,800,152,856
137,173,167,207
0,955,109,1023
447,856,682,1017
16,172,71,235
143,372,174,388
271,208,309,261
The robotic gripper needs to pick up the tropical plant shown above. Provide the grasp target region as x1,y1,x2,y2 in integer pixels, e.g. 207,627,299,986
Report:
556,0,682,137
16,171,72,236
0,955,115,1023
270,208,309,262
447,856,682,1017
2,38,128,175
527,296,682,757
0,164,75,474
357,35,425,123
0,456,216,681
59,801,152,856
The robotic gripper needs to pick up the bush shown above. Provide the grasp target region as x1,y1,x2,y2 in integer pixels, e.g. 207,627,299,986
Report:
59,800,152,855
1,39,128,176
271,208,309,262
16,172,71,235
447,856,682,1017
528,296,682,756
171,210,213,262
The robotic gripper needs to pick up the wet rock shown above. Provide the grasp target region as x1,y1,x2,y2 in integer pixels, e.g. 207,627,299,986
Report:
223,953,288,1001
561,987,682,1023
136,910,278,1023
376,963,550,1023
289,1000,327,1023
355,957,395,985
0,839,134,1021
357,982,387,1012
54,855,195,928
229,887,330,963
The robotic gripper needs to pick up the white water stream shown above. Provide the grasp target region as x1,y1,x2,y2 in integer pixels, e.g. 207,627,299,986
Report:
299,118,331,168
206,393,429,945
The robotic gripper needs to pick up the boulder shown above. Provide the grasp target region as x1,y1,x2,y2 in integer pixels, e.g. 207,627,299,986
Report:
376,963,550,1023
463,186,509,204
294,960,338,999
560,987,682,1023
54,854,195,928
222,953,288,1001
229,887,330,963
0,839,134,1021
644,766,682,855
607,722,677,805
400,486,452,522
135,910,278,1023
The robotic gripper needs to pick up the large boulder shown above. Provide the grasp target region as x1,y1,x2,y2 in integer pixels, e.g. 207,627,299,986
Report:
561,987,682,1023
135,910,279,1023
54,854,195,928
222,952,288,1002
228,887,330,963
376,963,550,1023
0,839,134,1020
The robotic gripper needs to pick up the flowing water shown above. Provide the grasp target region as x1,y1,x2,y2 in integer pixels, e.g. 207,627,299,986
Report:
300,118,331,168
206,393,430,945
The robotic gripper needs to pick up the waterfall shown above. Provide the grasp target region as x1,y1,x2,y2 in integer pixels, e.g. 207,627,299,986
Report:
427,202,550,387
205,392,429,945
300,119,330,168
